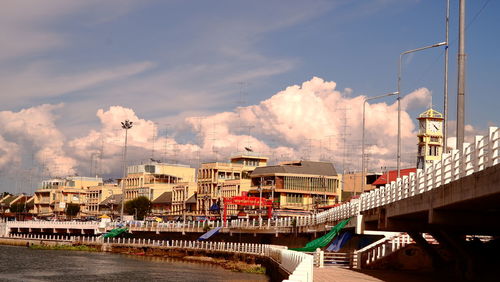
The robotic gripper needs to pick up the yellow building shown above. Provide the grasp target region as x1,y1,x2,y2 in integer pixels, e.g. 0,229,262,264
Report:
120,163,196,203
171,181,197,216
417,108,444,169
85,183,121,217
34,176,103,217
249,161,341,216
197,154,268,216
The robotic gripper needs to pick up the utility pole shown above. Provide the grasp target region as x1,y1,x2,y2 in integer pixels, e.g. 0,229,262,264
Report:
120,120,133,222
443,0,450,152
456,0,466,150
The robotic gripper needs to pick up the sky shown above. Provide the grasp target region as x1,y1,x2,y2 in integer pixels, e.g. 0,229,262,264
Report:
1,0,499,194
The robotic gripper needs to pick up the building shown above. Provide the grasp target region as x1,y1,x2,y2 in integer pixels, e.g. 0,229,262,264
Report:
196,154,268,216
341,171,381,199
151,192,172,216
248,160,341,215
417,108,444,169
98,194,123,218
120,162,196,202
371,168,417,188
33,176,103,217
0,194,34,215
86,183,121,217
171,182,197,216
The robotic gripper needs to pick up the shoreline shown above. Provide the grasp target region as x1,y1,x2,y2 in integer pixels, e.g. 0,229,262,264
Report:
0,237,266,275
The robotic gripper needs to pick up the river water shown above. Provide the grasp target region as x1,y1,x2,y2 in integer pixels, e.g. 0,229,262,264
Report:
0,245,269,281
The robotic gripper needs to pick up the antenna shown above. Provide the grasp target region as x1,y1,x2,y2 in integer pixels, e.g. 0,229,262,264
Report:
336,106,351,173
163,124,170,163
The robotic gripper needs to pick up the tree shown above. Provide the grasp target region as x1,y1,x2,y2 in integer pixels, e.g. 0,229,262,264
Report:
124,196,151,220
66,204,80,219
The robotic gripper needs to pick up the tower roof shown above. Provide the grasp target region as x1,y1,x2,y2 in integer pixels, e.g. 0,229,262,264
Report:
418,108,443,119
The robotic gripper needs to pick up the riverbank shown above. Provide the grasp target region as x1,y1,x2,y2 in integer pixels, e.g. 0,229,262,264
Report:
0,237,267,275
0,244,269,281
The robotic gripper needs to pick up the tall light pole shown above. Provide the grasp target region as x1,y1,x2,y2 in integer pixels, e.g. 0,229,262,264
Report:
456,0,466,150
397,42,446,178
120,120,133,222
443,0,450,152
362,92,398,194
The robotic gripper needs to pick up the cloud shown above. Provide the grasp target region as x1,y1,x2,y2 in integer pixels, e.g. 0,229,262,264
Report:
186,77,431,171
0,61,154,109
0,104,76,176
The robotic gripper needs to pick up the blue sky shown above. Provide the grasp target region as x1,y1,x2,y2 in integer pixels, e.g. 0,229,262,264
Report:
0,0,499,193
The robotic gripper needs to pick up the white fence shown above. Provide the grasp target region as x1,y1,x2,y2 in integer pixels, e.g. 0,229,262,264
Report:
5,233,313,282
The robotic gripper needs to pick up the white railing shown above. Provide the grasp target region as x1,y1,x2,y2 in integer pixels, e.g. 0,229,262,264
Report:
358,127,498,213
6,220,99,231
353,232,437,268
4,233,313,282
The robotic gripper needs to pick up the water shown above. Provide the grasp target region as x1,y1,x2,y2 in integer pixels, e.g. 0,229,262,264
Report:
0,245,269,281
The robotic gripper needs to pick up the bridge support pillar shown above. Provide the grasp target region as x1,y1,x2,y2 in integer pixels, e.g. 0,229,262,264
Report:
408,232,445,268
431,230,476,280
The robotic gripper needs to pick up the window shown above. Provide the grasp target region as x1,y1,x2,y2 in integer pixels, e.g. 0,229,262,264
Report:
286,193,303,204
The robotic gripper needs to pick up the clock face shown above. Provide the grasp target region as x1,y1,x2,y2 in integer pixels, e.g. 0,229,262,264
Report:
428,120,442,133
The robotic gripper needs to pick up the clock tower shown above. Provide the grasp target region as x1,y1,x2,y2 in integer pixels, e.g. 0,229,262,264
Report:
416,108,444,169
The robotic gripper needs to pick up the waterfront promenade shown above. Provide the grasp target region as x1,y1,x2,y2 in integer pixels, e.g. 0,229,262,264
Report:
314,267,445,282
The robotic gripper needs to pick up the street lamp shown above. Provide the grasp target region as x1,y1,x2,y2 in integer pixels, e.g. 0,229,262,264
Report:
120,120,133,222
362,92,398,194
397,42,446,178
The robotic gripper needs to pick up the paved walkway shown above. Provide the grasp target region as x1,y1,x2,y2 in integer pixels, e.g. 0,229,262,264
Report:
314,267,446,282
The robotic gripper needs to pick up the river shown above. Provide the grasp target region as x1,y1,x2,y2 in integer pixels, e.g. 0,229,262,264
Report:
0,245,269,281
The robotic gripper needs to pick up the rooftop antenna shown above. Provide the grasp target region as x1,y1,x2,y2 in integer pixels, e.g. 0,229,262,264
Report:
209,122,219,161
336,94,351,174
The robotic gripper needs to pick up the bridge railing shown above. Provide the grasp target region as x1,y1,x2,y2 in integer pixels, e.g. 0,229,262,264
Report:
359,126,499,213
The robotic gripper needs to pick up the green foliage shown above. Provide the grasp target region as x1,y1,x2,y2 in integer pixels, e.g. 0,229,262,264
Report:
124,196,151,220
65,203,80,218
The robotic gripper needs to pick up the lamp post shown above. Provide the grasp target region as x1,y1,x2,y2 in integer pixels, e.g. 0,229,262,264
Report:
120,120,133,222
397,42,446,178
362,92,398,194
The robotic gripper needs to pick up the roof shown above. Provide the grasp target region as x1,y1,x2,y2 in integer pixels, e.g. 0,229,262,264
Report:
100,194,123,206
251,161,337,177
372,168,417,186
418,108,443,119
152,192,172,204
1,195,17,205
186,194,197,204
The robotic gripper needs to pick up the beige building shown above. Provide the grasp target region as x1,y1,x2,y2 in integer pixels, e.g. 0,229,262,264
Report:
341,171,381,199
248,161,342,215
171,181,197,216
85,183,121,217
197,154,268,216
34,176,103,217
120,162,196,207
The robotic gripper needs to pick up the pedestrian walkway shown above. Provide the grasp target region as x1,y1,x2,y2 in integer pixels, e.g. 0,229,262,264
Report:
314,267,446,282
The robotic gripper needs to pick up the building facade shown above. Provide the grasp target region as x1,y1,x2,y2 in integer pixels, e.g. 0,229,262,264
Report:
248,161,341,216
196,154,268,216
171,182,197,216
34,176,103,217
85,183,121,217
120,163,196,202
417,108,444,169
